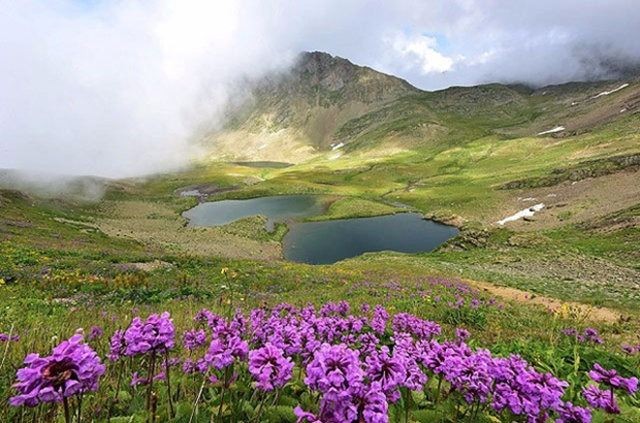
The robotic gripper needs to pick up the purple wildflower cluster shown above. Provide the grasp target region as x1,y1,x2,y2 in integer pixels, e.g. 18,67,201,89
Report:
249,343,293,391
621,343,640,355
581,363,638,414
561,327,603,344
9,302,639,422
181,309,249,377
10,334,105,406
122,312,175,357
107,312,176,360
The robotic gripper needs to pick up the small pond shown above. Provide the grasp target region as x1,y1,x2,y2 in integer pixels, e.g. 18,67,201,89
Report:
182,195,324,231
283,213,459,264
183,196,459,264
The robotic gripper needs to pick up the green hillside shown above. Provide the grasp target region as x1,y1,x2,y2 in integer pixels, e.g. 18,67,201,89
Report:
1,52,639,422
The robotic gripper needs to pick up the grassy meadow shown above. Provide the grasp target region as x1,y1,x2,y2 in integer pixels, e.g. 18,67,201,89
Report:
1,94,639,421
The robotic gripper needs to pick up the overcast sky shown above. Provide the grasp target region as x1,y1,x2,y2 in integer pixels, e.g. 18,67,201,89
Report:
2,0,639,177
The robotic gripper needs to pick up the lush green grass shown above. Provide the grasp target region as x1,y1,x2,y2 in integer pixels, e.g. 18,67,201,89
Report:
1,80,639,420
306,197,402,221
1,251,639,421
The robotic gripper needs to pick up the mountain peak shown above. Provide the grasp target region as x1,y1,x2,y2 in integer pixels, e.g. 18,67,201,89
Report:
289,51,418,98
213,51,421,154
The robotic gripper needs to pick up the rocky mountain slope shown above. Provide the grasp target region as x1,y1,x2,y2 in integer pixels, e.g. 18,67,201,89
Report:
203,51,640,164
203,51,419,162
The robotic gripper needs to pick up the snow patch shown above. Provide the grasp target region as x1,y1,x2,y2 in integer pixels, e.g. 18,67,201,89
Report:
591,83,629,99
497,204,545,226
180,189,201,197
331,142,345,151
519,197,536,202
328,152,342,161
537,126,565,135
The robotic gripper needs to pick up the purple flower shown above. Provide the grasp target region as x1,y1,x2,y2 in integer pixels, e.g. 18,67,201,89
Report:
455,328,470,342
123,312,175,356
357,382,389,423
444,347,493,404
365,346,406,402
88,326,103,341
402,358,427,391
107,329,126,361
621,344,637,355
194,308,215,324
392,313,440,340
370,305,388,334
298,327,321,363
248,343,293,391
165,356,181,368
581,328,603,344
589,363,638,394
0,332,19,342
183,329,207,351
305,343,363,395
489,354,568,419
582,385,619,414
358,332,380,357
182,359,197,374
10,334,105,407
320,301,350,317
203,335,248,370
268,323,303,356
554,401,592,423
588,363,617,384
230,310,246,336
130,371,147,387
294,406,322,423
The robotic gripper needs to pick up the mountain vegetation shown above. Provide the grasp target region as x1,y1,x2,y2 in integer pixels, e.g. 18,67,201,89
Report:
1,52,639,422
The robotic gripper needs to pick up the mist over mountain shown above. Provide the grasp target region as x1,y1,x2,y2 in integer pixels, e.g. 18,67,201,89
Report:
2,1,640,181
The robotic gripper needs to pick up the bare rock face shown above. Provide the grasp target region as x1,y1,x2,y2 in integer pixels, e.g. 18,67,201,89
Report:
291,51,418,103
222,51,420,150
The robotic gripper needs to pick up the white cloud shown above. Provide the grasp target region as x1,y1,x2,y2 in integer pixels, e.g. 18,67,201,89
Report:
0,1,294,178
388,32,456,74
1,0,640,179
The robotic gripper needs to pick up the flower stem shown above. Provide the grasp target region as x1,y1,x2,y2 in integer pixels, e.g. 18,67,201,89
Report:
189,377,206,423
146,352,157,423
271,388,280,407
435,375,443,404
610,386,615,411
0,323,14,373
77,395,83,423
253,393,267,423
218,368,229,419
165,352,175,418
62,397,71,423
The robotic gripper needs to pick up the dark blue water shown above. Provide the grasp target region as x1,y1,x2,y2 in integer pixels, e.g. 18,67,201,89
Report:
183,195,324,230
283,213,458,264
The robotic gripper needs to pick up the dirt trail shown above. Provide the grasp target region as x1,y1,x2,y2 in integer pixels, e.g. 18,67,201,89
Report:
466,278,623,323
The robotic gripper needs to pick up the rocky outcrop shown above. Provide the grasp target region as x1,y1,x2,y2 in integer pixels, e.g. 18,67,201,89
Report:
501,153,640,190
